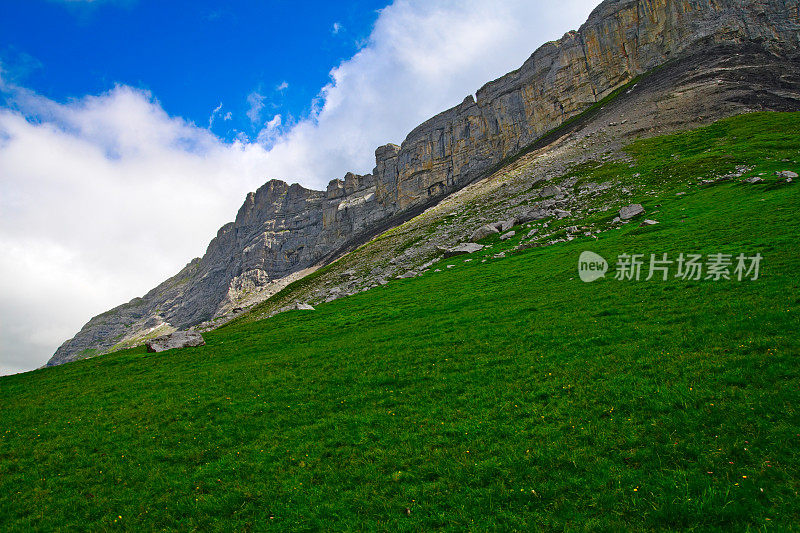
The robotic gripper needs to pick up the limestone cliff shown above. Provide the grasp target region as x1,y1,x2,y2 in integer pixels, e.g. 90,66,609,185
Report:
371,0,800,210
47,0,800,366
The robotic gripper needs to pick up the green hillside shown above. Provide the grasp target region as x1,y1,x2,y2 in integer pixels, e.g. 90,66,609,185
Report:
2,112,799,531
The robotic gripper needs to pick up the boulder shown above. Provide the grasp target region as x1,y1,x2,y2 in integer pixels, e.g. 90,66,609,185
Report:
397,271,418,279
640,219,659,226
619,204,645,220
146,331,205,353
519,208,550,222
776,170,798,178
743,176,764,184
499,218,517,232
553,209,572,219
441,243,484,257
295,303,315,310
469,225,500,242
499,231,516,241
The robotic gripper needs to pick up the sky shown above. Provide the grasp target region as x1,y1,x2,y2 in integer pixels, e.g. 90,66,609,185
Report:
0,0,601,375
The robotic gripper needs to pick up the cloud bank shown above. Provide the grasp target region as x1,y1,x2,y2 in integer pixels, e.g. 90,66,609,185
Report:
0,0,600,374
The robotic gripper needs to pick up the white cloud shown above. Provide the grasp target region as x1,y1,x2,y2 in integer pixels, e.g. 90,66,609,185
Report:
0,0,600,374
208,102,223,128
276,81,289,92
332,22,342,35
0,85,272,374
245,90,266,125
256,114,283,147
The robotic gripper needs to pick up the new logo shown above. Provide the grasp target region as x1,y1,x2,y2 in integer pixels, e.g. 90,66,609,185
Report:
578,251,608,283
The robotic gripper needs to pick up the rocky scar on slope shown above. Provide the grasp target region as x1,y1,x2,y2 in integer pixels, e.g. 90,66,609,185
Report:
48,0,800,366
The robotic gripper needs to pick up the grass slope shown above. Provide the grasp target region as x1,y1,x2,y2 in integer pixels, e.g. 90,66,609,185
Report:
2,112,799,531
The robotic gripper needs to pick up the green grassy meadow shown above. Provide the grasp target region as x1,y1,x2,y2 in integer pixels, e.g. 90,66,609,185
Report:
1,113,799,531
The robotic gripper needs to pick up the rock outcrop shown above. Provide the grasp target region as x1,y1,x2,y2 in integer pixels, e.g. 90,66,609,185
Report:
48,0,800,366
145,331,205,353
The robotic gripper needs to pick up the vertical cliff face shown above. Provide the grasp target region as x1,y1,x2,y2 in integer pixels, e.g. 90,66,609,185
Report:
48,0,800,366
371,0,800,210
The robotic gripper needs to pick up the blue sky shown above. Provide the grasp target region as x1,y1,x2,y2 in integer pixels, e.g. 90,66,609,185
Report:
0,0,389,142
0,0,600,374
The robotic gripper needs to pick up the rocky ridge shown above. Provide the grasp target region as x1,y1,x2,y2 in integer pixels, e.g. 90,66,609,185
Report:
48,0,800,366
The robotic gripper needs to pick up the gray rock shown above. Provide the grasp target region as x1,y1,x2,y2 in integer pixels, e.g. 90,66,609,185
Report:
397,271,418,279
743,176,764,184
553,209,572,219
499,231,516,241
640,219,659,226
776,170,798,178
519,208,550,222
469,224,500,242
441,243,485,257
499,218,517,232
619,204,645,220
146,331,205,353
295,303,315,311
527,228,539,237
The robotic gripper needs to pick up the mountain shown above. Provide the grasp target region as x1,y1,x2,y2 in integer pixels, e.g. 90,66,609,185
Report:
47,0,800,366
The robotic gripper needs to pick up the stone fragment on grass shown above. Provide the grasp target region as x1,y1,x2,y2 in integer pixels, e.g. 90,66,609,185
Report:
469,224,500,242
619,203,645,220
499,231,516,241
499,218,517,232
146,331,205,353
519,208,549,222
441,243,484,257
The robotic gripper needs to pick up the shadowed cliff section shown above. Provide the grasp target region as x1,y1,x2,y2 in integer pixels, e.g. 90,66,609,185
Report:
48,0,800,366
